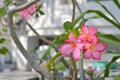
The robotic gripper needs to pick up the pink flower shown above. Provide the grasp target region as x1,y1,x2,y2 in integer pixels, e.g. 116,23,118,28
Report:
78,25,97,42
84,36,106,60
19,4,36,19
59,33,84,60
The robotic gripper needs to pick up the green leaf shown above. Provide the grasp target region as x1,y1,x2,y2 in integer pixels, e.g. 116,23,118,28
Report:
113,0,120,9
2,28,8,33
74,10,120,29
0,8,7,15
94,0,120,24
0,47,9,55
45,53,61,68
114,74,120,80
0,8,7,21
97,32,120,46
55,60,71,70
84,15,101,23
13,12,19,17
42,47,51,60
104,55,120,77
55,62,66,70
0,38,6,43
54,34,68,44
63,21,74,31
73,12,85,25
4,0,11,5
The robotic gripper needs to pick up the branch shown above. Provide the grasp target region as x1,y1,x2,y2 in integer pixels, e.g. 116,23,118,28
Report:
79,53,85,80
7,0,53,80
26,22,58,52
75,0,85,23
9,0,40,13
71,0,76,23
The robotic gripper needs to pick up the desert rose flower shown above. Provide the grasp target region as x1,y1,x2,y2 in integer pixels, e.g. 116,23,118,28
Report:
59,24,106,60
78,25,97,42
59,33,84,60
84,36,106,60
19,4,36,19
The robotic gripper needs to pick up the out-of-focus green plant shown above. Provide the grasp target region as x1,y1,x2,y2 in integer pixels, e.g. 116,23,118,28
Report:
0,28,9,55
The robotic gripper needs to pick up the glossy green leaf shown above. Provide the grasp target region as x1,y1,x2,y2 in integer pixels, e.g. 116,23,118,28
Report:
74,10,120,29
113,0,120,9
104,55,120,77
114,74,120,80
54,34,68,44
45,53,61,68
94,0,120,24
0,38,6,43
63,21,74,31
0,47,9,55
97,32,120,46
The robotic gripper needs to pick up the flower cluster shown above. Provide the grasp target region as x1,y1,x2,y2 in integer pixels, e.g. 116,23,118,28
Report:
59,25,106,60
19,4,36,19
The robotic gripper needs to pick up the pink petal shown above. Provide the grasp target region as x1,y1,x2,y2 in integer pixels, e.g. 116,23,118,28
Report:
19,10,30,19
78,34,85,39
89,27,97,35
76,40,84,49
69,33,76,42
96,42,106,52
59,44,73,56
89,36,99,44
65,40,72,44
92,50,101,60
84,43,90,49
82,25,89,34
27,4,36,14
84,50,91,59
72,48,81,60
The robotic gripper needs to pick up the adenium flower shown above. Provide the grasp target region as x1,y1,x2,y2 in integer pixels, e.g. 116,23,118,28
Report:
78,25,97,42
59,24,106,60
84,36,106,60
59,33,84,60
19,4,36,19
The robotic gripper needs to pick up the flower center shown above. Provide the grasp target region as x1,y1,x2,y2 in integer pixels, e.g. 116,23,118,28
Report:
72,42,76,47
89,44,95,51
85,34,90,39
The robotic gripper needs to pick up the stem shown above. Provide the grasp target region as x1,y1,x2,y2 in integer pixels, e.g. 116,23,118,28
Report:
26,22,58,52
7,0,54,80
72,60,78,80
75,0,85,23
7,11,53,80
79,53,85,80
60,57,69,69
71,0,76,23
